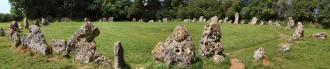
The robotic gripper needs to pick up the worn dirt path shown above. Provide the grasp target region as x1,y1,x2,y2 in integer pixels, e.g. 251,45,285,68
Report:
230,58,245,69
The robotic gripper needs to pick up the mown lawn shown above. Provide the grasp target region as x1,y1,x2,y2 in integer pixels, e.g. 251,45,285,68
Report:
0,21,329,69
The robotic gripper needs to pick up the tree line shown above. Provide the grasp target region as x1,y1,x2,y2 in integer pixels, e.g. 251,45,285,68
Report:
5,0,330,28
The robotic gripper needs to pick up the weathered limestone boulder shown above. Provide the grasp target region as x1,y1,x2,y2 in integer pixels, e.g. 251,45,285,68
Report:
152,25,194,67
218,20,223,23
108,17,114,22
223,17,228,23
21,25,50,55
192,18,196,22
84,18,89,22
23,18,29,29
285,17,295,30
184,19,191,22
260,21,264,25
275,21,281,27
148,20,154,23
288,22,304,42
249,17,258,25
234,13,239,24
309,32,327,39
50,39,69,56
268,20,273,25
199,23,225,63
0,27,4,36
12,32,21,47
42,18,49,26
279,43,290,52
7,21,19,39
114,41,124,69
132,18,137,22
198,16,204,22
138,19,144,22
102,18,107,22
162,18,168,22
210,16,218,23
227,20,232,24
203,19,207,22
99,19,102,22
253,47,265,60
34,20,40,27
94,54,112,66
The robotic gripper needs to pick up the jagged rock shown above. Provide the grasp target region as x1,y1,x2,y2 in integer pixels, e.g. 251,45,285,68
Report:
21,25,50,55
288,22,304,42
94,54,112,66
163,18,168,22
279,43,290,52
268,20,273,25
249,17,258,25
192,18,196,22
285,17,295,30
42,18,49,26
234,13,239,24
260,21,264,25
148,20,154,23
223,17,228,23
23,18,29,29
198,16,204,22
84,18,89,22
132,18,137,22
8,21,19,39
0,27,4,36
34,20,40,26
152,25,194,67
253,47,265,60
12,32,21,47
184,19,191,22
275,21,281,27
309,32,327,39
108,17,114,22
114,41,124,69
138,19,144,22
199,23,225,63
210,16,218,23
50,39,69,56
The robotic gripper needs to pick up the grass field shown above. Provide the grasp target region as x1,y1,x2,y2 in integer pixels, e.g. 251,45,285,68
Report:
0,21,329,69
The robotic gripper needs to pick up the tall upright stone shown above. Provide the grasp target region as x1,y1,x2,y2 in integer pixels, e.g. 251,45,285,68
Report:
12,32,21,47
199,22,225,63
192,18,196,22
34,20,40,27
108,17,114,22
285,17,295,30
21,25,50,54
234,13,239,24
198,16,204,22
23,18,29,29
253,47,265,60
268,20,273,25
114,41,124,69
210,16,218,23
288,22,304,42
223,17,228,23
260,21,264,25
7,21,19,39
249,17,258,25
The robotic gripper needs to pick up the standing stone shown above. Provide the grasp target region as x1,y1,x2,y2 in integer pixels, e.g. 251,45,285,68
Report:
132,18,137,22
210,16,218,23
84,18,89,22
203,19,207,22
148,20,154,23
260,21,264,25
227,20,232,24
223,17,228,23
99,19,102,22
108,17,114,22
42,18,49,26
158,20,162,22
309,32,327,39
218,20,223,23
50,39,69,56
184,19,191,22
114,41,124,69
102,18,107,22
288,22,304,42
192,18,196,22
152,25,194,67
198,16,204,22
21,25,50,55
0,27,4,36
279,43,290,52
253,47,265,60
241,21,245,24
234,13,239,24
34,20,40,27
199,22,225,63
23,18,29,29
249,17,258,25
7,21,19,39
162,18,168,22
275,21,281,27
12,32,21,47
268,20,273,25
285,17,295,30
18,24,23,30
138,19,144,22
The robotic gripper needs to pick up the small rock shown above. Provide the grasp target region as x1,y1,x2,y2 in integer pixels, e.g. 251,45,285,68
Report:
223,17,228,23
288,22,304,42
84,18,89,22
0,27,4,36
260,21,264,25
148,20,154,23
162,18,168,22
285,17,295,30
309,32,327,39
184,19,191,22
50,39,69,56
279,43,290,52
138,19,144,22
253,47,265,60
42,18,49,26
234,13,239,24
108,17,114,22
12,32,21,47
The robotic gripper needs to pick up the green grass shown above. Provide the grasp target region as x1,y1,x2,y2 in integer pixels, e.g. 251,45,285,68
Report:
0,21,329,69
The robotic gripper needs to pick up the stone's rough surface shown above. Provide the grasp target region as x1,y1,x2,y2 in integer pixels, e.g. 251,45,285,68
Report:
268,20,273,25
192,18,196,22
94,55,112,66
34,20,40,26
279,43,290,52
309,32,327,39
152,25,194,67
23,18,29,29
108,17,114,22
234,13,239,24
12,32,21,47
210,16,218,23
102,18,107,22
138,19,144,22
132,18,137,22
84,18,89,22
288,22,304,42
285,17,295,30
253,47,265,60
50,39,69,56
198,23,225,63
148,20,154,23
260,21,264,25
0,27,4,36
249,17,258,25
198,16,204,22
42,18,49,26
74,40,98,63
163,18,168,22
8,21,19,39
275,21,281,27
223,17,228,23
18,24,23,30
184,19,191,22
21,25,50,55
114,41,124,69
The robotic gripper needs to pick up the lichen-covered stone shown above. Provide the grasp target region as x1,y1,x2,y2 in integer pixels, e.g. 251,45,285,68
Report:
191,18,196,23
249,17,258,25
234,13,239,24
198,22,224,63
12,32,21,47
210,16,218,23
8,21,19,39
138,19,144,22
114,41,124,69
0,27,4,36
278,43,290,52
148,20,154,23
260,21,264,25
309,32,327,39
23,18,29,29
50,39,69,56
34,20,40,27
184,19,191,22
102,18,107,22
152,25,194,67
108,17,114,22
21,25,50,55
253,47,265,60
198,16,203,22
288,22,304,42
42,18,49,26
285,17,295,30
275,21,281,27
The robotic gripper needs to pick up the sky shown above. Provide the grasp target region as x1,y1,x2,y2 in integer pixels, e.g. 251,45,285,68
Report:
0,0,11,13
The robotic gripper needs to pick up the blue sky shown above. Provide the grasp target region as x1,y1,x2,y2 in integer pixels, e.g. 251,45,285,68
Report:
0,0,10,13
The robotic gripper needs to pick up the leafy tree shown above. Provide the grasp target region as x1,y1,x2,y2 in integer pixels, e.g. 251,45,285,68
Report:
288,0,317,22
317,0,330,28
